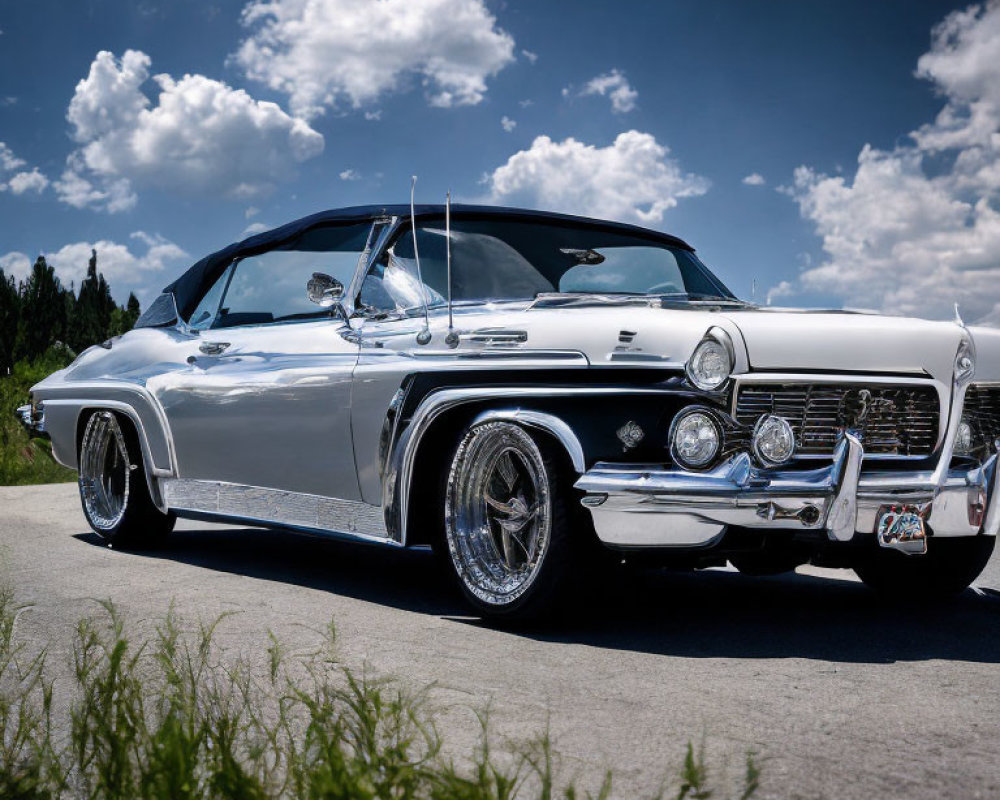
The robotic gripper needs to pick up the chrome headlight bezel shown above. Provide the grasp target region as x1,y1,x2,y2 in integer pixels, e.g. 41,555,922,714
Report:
669,406,723,470
685,330,734,391
955,336,976,384
751,414,796,467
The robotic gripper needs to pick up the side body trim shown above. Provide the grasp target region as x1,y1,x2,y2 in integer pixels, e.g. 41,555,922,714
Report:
161,478,390,542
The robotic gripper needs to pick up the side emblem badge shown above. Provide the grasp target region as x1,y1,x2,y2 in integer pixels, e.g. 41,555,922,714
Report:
617,421,645,450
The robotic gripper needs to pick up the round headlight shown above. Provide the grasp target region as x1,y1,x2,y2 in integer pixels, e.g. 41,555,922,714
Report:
670,410,722,469
955,419,974,455
752,415,796,466
686,338,732,391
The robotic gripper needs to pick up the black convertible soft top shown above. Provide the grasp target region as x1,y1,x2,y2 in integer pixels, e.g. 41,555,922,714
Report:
164,204,694,319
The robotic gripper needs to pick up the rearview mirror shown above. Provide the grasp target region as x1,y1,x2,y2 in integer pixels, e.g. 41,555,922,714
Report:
307,272,345,307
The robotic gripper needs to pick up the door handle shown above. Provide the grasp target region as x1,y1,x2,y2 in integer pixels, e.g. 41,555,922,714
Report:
198,341,231,356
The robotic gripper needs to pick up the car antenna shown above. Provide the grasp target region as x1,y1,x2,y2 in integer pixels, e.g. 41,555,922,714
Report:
410,176,432,345
445,190,460,348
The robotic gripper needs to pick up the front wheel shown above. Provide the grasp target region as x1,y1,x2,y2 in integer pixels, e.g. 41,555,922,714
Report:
443,421,582,620
78,410,175,547
852,535,995,598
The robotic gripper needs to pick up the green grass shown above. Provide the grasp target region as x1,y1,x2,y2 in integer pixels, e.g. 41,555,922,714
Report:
0,592,761,799
0,348,76,486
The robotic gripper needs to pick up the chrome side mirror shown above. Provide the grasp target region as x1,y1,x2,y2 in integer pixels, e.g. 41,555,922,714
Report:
307,272,345,307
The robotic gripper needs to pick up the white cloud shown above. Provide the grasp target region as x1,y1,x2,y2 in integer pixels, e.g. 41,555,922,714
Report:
484,131,709,224
0,142,26,172
7,168,49,195
56,49,324,213
784,3,1000,321
522,49,538,64
976,303,1000,327
242,221,270,236
44,233,187,300
339,168,361,181
0,142,49,196
518,99,533,108
501,115,516,133
580,69,637,113
245,205,260,218
54,158,136,212
0,233,188,301
766,280,794,305
364,110,382,121
232,0,515,118
742,172,766,186
0,252,31,284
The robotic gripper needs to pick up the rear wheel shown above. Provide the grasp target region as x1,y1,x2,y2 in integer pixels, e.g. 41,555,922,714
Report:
852,535,995,598
78,410,175,547
443,421,582,620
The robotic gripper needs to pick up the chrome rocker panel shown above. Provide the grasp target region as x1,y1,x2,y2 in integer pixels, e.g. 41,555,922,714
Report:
162,479,392,543
576,434,1000,548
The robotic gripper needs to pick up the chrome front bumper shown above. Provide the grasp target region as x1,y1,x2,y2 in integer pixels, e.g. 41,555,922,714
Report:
575,433,1000,548
14,403,47,438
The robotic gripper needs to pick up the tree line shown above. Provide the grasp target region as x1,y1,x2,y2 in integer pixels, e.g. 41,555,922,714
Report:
0,249,142,375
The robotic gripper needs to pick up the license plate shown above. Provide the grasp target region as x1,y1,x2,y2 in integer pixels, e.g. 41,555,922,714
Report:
876,504,928,555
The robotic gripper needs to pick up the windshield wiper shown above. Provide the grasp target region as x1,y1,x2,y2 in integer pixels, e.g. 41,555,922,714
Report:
679,294,752,305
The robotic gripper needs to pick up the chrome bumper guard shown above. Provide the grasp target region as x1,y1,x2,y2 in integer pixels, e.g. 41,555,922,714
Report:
15,404,47,438
575,433,1000,549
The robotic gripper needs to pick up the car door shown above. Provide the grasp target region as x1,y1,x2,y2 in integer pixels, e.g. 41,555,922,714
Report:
154,225,369,503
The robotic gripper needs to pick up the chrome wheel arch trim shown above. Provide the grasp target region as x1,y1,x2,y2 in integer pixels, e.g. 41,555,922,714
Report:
29,380,177,477
44,398,169,512
469,409,586,473
386,384,671,545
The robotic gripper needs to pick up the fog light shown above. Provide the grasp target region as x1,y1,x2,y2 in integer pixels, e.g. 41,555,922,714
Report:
753,415,796,466
955,419,974,455
670,410,721,469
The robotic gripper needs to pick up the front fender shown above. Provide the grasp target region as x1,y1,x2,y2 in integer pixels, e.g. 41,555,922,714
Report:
32,383,176,477
384,384,700,545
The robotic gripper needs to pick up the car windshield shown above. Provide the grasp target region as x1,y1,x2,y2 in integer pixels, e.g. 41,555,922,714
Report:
361,217,734,313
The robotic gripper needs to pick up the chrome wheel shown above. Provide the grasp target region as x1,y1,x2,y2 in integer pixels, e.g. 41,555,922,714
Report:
445,423,552,607
79,411,131,532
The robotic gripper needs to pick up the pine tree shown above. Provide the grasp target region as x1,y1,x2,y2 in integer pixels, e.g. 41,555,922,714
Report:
124,293,141,330
0,269,18,374
13,257,65,363
71,249,104,351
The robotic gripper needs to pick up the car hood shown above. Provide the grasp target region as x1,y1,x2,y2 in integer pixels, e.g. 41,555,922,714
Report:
500,303,983,384
717,309,967,383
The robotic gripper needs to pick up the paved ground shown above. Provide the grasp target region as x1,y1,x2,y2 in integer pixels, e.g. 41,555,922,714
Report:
1,482,999,799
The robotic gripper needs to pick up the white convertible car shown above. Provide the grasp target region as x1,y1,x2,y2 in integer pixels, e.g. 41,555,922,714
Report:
18,204,1000,618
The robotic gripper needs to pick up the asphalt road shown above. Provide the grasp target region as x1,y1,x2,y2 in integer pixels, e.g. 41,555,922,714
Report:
1,482,999,799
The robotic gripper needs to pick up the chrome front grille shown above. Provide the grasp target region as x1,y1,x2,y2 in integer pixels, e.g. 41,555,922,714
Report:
962,384,1000,450
734,383,940,458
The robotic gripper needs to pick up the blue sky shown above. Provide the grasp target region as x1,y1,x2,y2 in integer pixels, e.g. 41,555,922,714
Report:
2,0,999,322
